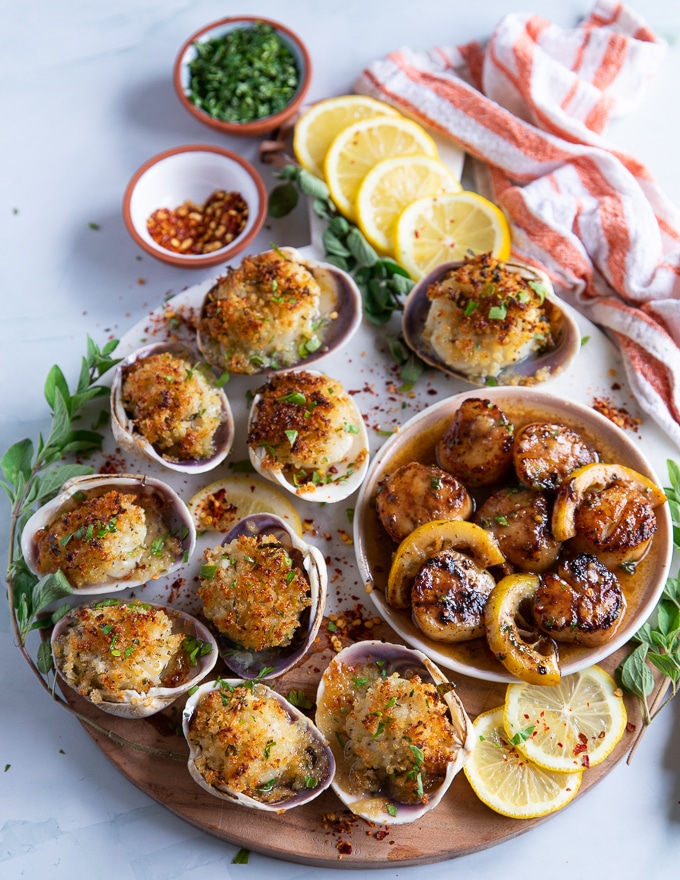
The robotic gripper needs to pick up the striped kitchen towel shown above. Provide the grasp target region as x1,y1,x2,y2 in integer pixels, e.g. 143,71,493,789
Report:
355,0,680,448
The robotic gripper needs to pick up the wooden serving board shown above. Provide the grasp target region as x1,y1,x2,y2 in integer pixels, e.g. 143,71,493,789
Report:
63,618,642,869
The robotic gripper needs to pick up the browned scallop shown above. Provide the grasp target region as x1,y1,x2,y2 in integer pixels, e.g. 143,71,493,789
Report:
533,554,626,647
411,550,496,642
513,422,599,491
475,486,561,573
375,462,473,543
569,483,657,570
435,398,514,487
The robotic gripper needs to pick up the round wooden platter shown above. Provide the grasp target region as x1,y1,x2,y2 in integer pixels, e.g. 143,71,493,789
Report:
63,618,642,869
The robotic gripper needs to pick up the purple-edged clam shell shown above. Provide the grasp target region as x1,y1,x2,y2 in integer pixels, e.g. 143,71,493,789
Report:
402,259,580,387
111,341,234,474
196,246,363,374
205,513,327,679
182,678,336,811
315,639,474,825
247,369,370,504
51,600,218,718
21,473,196,595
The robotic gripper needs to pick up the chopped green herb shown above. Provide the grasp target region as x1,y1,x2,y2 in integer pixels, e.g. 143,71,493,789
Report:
200,564,218,579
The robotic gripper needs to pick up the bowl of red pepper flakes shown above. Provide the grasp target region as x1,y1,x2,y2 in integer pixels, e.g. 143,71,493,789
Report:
173,16,312,137
122,144,268,268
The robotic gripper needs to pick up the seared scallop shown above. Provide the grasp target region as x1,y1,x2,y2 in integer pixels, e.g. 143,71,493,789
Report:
475,486,561,573
436,398,514,487
533,554,626,647
375,462,473,543
569,483,657,570
411,549,496,642
513,422,599,491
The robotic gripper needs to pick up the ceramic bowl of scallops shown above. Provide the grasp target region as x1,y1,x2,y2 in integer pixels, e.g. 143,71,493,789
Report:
353,386,672,684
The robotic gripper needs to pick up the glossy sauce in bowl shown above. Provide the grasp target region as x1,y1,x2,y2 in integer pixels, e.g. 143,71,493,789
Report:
353,387,672,682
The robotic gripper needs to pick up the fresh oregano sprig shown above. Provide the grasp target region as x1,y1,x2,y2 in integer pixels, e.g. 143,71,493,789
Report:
2,336,121,651
617,458,680,734
268,164,426,384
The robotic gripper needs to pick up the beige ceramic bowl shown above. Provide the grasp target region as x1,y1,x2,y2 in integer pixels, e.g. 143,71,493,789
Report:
122,144,267,268
353,387,672,683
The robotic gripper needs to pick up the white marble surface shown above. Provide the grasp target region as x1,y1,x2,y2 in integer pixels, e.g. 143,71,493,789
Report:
2,1,680,878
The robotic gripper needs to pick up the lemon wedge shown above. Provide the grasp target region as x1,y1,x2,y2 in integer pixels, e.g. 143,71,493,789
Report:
187,475,302,536
503,665,627,773
395,191,512,279
464,706,583,819
387,520,504,609
324,115,438,221
356,154,462,255
293,95,401,179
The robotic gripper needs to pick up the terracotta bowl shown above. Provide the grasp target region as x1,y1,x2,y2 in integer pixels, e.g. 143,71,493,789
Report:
173,16,312,137
122,144,267,268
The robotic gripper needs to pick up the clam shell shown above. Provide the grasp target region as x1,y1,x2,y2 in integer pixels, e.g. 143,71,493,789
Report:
21,473,196,594
51,600,218,718
315,639,474,825
247,369,370,503
402,258,581,386
196,246,363,374
203,513,327,679
183,678,336,811
110,341,234,474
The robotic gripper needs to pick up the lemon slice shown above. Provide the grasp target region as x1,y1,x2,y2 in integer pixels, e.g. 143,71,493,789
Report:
387,520,504,609
293,95,401,179
356,154,462,255
504,665,627,773
187,475,302,535
395,191,512,280
324,116,438,221
464,707,582,819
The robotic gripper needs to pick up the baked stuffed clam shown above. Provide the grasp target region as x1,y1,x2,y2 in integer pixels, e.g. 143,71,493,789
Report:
402,252,580,386
196,246,362,375
197,513,326,679
51,599,217,718
247,369,370,503
110,342,234,474
21,474,195,594
315,640,474,825
183,678,335,811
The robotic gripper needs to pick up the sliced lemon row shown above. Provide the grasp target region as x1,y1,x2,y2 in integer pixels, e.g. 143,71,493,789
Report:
356,154,462,255
395,191,512,280
187,475,302,536
464,707,583,819
503,665,627,773
293,95,401,179
324,115,439,222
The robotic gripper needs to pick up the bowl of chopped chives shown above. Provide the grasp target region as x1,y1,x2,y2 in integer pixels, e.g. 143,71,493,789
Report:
173,16,312,137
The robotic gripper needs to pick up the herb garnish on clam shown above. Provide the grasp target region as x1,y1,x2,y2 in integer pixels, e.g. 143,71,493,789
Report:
402,253,580,386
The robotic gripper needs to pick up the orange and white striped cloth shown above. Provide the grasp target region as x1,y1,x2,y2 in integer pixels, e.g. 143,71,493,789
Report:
355,0,680,447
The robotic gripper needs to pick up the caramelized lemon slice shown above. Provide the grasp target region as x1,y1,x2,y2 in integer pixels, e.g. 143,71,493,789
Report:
504,665,627,772
552,462,667,542
464,707,582,819
387,520,504,609
324,116,438,221
293,95,401,179
484,573,561,686
187,475,302,535
395,191,511,280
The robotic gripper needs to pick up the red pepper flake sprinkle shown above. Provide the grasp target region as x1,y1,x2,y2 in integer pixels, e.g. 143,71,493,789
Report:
147,189,248,255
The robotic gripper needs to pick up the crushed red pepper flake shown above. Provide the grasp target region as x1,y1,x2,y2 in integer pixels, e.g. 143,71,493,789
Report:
147,189,248,256
592,396,641,432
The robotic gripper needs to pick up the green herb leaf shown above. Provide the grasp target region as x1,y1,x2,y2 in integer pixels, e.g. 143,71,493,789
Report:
268,182,299,219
